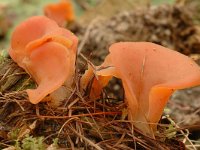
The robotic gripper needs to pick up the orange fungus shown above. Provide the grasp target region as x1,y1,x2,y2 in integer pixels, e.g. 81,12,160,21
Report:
9,16,78,104
44,0,74,26
81,42,200,136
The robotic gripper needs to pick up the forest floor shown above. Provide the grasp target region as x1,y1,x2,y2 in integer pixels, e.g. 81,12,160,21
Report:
0,0,200,149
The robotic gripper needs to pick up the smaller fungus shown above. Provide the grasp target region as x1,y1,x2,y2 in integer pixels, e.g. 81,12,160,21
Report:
9,16,78,105
44,0,74,26
80,55,117,99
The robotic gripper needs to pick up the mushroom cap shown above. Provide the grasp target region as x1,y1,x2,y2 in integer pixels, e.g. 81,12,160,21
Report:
109,42,200,133
26,42,70,104
9,16,58,65
44,0,74,26
82,42,200,135
9,16,78,104
10,16,77,66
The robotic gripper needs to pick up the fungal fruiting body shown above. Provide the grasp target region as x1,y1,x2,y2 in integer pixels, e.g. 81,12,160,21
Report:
81,42,200,136
9,16,78,104
44,0,74,26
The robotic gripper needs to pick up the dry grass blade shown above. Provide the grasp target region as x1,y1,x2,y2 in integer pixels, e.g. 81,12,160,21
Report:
166,116,197,150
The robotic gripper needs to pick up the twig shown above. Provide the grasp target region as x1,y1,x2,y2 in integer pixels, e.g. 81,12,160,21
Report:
34,111,121,119
6,72,27,78
0,68,11,82
13,99,25,111
17,77,32,91
58,117,79,136
68,98,80,109
68,125,103,150
166,116,197,150
74,76,105,140
113,132,126,147
80,53,96,70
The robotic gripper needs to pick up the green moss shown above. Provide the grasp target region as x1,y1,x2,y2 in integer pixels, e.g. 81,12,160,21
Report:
22,136,44,150
151,0,175,5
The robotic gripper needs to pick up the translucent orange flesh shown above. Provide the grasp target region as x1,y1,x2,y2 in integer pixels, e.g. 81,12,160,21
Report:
44,0,74,26
9,16,78,104
82,42,200,136
80,55,118,99
26,42,70,104
109,42,200,132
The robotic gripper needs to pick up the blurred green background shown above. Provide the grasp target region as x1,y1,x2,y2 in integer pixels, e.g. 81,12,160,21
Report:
0,0,175,50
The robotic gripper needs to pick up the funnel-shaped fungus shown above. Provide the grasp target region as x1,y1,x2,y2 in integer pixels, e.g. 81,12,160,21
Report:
44,0,74,26
82,42,200,136
9,16,78,104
